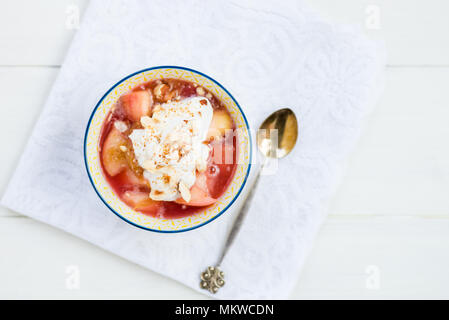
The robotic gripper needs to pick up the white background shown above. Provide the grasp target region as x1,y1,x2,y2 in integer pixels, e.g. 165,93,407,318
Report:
1,0,448,299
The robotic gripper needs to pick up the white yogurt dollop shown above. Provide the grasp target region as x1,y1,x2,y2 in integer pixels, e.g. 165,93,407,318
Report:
129,96,213,201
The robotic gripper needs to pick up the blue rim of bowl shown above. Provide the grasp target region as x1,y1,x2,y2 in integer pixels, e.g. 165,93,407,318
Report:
83,66,252,233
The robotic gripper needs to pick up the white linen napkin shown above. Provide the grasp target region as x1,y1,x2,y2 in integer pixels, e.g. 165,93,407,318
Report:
1,0,385,299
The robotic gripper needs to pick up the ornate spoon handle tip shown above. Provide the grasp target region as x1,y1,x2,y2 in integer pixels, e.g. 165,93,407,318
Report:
200,266,225,294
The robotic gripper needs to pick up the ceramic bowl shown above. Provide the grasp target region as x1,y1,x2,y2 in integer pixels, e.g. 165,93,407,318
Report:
84,66,252,233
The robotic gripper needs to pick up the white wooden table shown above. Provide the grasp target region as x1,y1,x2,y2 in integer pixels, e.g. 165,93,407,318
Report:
1,0,448,299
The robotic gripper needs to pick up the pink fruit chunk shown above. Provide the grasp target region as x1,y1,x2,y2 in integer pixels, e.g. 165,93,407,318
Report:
122,190,149,205
122,190,160,214
185,186,217,207
120,91,153,122
115,168,148,188
175,172,217,207
102,128,128,176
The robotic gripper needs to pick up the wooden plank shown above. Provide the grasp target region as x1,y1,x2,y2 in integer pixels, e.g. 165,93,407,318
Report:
329,66,449,216
293,216,449,299
0,217,206,299
310,0,449,65
0,0,88,66
0,0,448,66
1,216,448,299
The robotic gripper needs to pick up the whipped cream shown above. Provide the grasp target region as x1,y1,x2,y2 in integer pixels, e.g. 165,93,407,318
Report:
129,97,213,201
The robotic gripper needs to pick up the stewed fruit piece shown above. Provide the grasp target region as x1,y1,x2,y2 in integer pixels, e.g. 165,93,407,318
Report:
122,190,161,214
120,91,153,122
185,186,217,207
101,128,129,176
175,172,217,207
115,168,148,188
207,109,233,141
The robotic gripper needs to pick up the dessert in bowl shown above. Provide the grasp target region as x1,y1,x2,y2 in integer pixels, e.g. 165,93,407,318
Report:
84,67,251,232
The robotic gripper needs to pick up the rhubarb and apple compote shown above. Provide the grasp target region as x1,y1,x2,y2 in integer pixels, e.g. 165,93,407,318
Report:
99,79,237,219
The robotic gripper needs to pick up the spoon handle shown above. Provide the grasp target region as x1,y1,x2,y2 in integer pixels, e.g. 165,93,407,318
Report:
217,161,264,266
200,161,265,294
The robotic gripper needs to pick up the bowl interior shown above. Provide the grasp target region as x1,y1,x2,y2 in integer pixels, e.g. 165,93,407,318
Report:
84,66,251,232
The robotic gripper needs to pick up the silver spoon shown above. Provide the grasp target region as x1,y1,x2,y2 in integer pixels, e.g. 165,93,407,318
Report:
200,108,299,294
